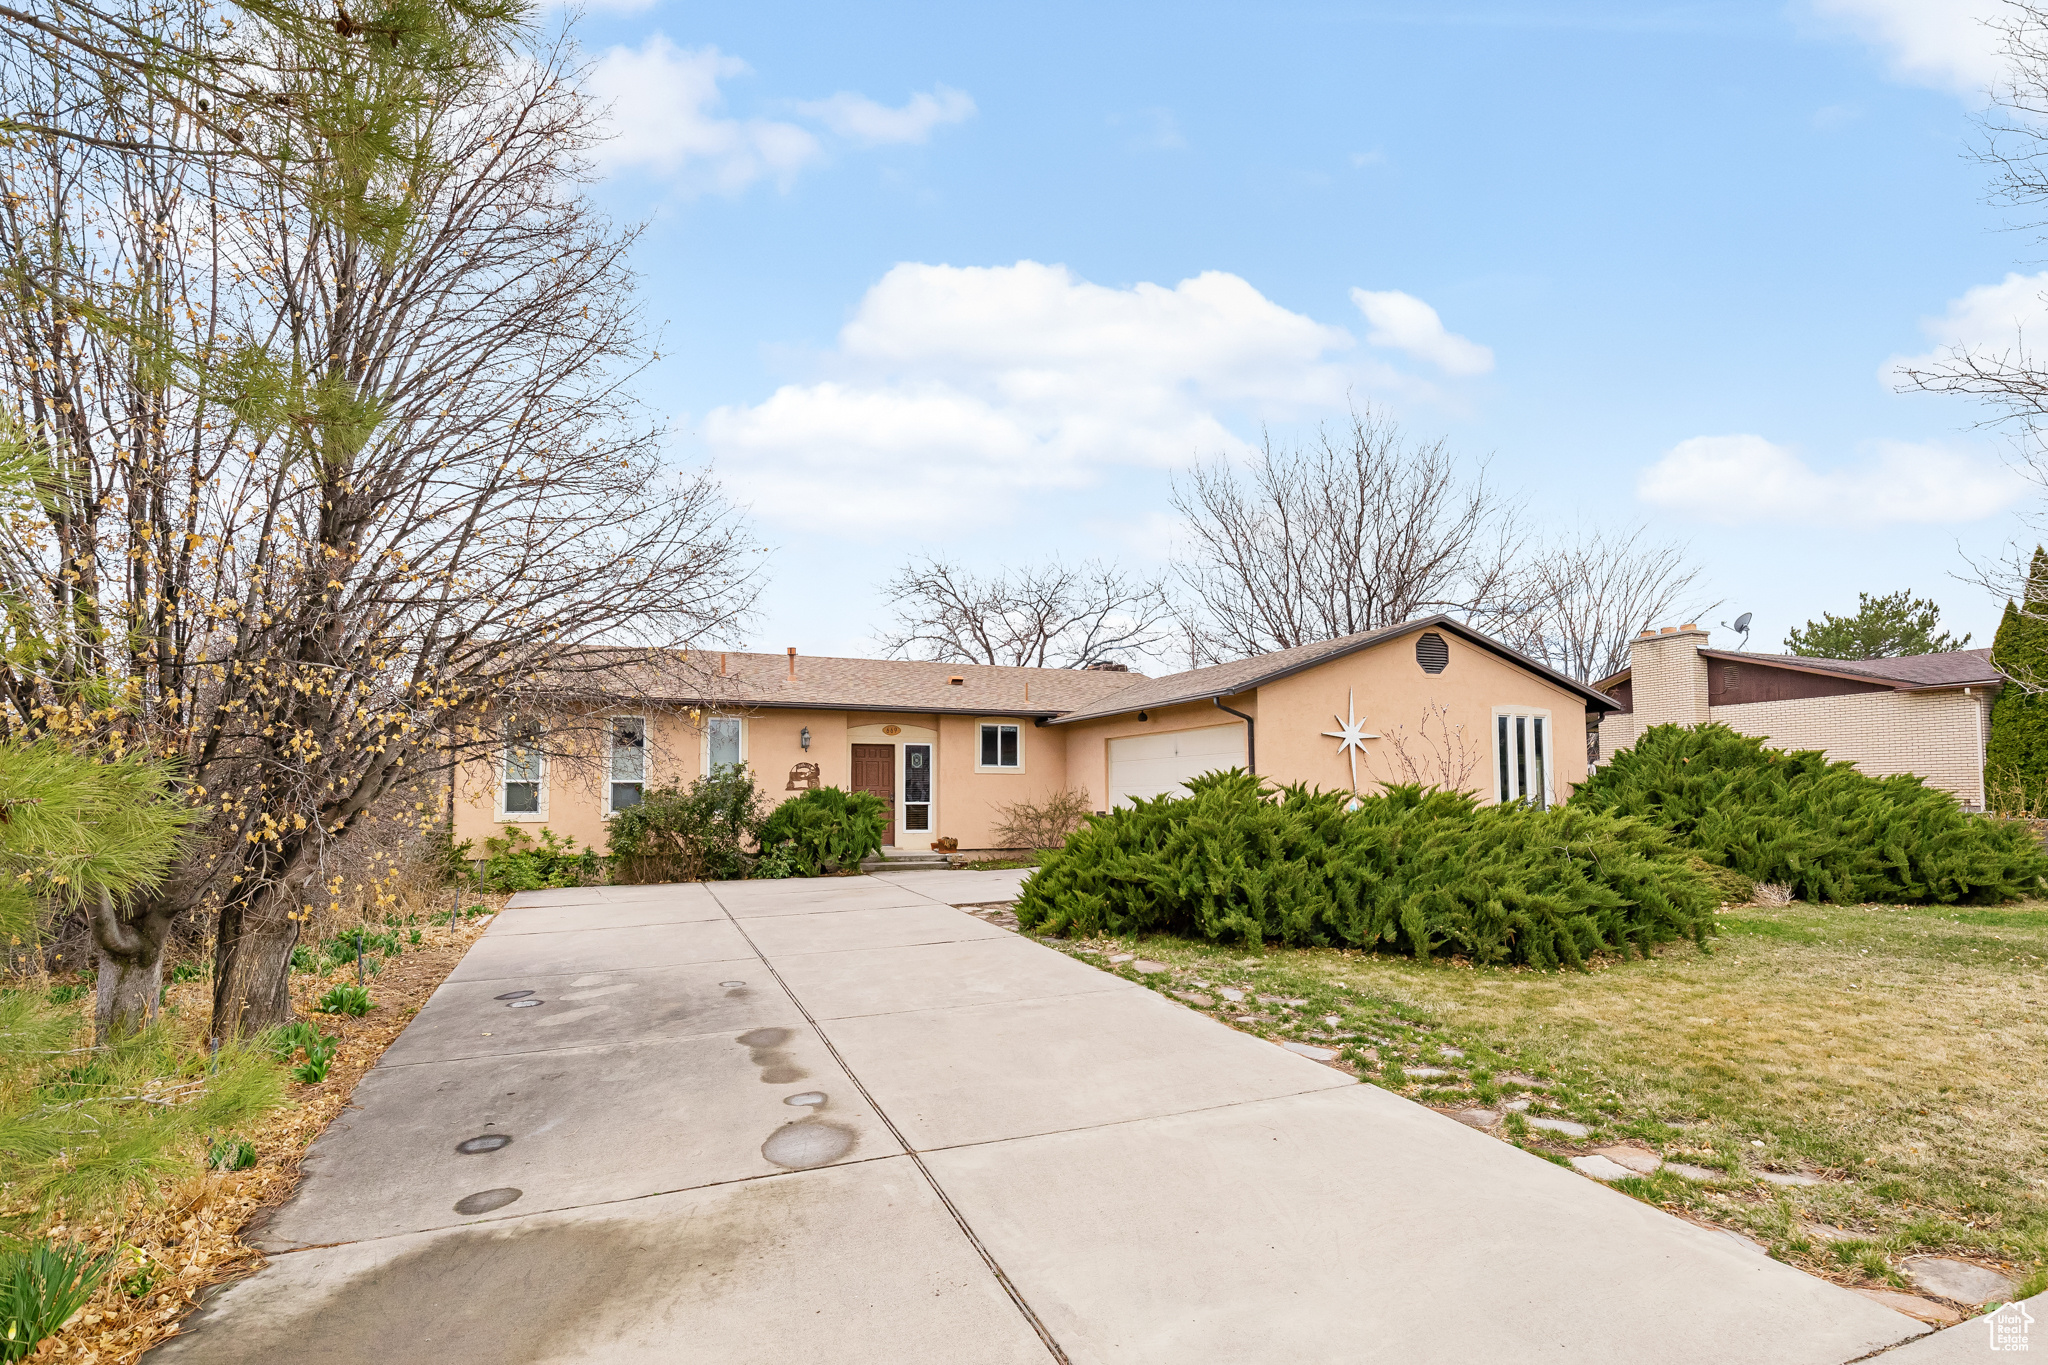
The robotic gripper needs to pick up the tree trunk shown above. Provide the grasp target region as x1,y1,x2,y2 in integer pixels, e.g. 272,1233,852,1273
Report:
89,889,174,1043
211,891,300,1042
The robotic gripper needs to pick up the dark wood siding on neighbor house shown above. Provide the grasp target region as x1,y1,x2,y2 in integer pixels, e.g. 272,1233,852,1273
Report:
1607,679,1633,714
1708,661,1891,707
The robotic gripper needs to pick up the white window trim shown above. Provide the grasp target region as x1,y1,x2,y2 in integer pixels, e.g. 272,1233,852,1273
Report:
702,713,748,776
604,714,650,818
497,720,548,823
1490,706,1554,809
974,720,1025,774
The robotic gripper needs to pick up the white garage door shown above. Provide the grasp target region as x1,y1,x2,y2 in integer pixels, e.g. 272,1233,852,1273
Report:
1107,723,1248,808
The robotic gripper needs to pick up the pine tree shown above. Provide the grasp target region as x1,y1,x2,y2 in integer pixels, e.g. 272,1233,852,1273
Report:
1784,590,1971,658
1986,548,2048,814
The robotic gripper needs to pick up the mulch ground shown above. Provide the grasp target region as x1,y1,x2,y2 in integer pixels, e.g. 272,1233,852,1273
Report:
33,900,505,1363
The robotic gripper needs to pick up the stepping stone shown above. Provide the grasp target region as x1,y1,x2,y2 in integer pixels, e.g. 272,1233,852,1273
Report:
1799,1221,1859,1244
1592,1145,1662,1175
1756,1170,1821,1187
1570,1154,1637,1181
1232,1015,1256,1023
1664,1162,1720,1182
1281,1041,1339,1061
1323,1015,1342,1027
1219,987,1244,1002
1854,1288,1961,1324
1498,1072,1549,1089
1439,1047,1465,1059
1173,991,1215,1007
1404,1066,1451,1078
1902,1256,2018,1306
1257,995,1287,1004
1527,1117,1590,1138
1450,1109,1499,1130
1132,960,1168,974
1108,953,1134,964
1503,1099,1532,1112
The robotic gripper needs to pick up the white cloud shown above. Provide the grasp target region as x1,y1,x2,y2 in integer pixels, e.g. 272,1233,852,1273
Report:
587,39,820,191
705,262,1386,531
1637,433,2024,525
1888,271,2048,381
1349,288,1494,376
1808,0,2003,96
794,86,976,145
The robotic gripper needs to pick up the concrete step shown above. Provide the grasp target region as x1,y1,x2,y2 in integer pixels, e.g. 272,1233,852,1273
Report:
860,851,953,872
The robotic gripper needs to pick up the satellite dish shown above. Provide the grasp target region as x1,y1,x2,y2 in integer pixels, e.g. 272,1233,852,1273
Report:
1721,612,1753,651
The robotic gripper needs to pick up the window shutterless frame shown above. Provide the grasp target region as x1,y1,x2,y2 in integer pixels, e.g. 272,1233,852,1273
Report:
704,715,745,775
976,722,1022,771
500,717,546,820
606,716,647,816
1491,707,1552,809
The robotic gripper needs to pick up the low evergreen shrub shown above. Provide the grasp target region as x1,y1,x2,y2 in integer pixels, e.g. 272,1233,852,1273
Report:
473,826,600,892
1015,771,1716,967
756,788,887,876
607,766,766,883
1572,723,2048,904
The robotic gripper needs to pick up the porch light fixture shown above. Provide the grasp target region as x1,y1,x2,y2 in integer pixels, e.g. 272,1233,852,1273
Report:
799,727,811,751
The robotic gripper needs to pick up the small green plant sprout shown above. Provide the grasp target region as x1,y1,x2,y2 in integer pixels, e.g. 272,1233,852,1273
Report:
315,985,372,1017
45,984,83,1005
0,1240,114,1360
170,959,210,984
408,928,422,946
264,1021,341,1083
290,945,317,973
119,1252,158,1299
207,1136,257,1172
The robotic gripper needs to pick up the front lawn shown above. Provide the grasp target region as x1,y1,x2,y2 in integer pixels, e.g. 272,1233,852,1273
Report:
1044,898,2048,1301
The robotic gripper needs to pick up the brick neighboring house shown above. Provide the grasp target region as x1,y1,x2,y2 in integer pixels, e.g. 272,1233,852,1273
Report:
1592,625,2003,809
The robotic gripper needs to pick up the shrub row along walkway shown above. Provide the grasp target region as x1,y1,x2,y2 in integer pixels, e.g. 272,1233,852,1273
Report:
158,871,1929,1363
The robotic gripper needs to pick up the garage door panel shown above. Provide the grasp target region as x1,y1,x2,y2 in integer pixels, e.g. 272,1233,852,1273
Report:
1107,724,1248,807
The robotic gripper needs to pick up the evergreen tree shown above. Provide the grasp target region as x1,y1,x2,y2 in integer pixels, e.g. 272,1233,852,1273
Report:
1784,590,1971,658
1986,548,2048,814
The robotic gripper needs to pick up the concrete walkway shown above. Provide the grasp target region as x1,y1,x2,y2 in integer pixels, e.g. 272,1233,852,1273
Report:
159,871,1935,1364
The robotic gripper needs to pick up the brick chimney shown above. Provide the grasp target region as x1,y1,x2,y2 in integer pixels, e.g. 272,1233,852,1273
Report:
1628,624,1711,728
786,646,797,680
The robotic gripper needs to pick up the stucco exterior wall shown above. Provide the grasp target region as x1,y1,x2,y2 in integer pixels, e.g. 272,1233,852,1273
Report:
1253,629,1590,802
933,713,1073,850
1709,689,1992,808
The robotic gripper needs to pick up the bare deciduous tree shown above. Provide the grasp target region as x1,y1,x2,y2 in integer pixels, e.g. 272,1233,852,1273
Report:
1170,411,1525,661
1497,525,1715,682
877,556,1172,669
1367,702,1483,793
0,12,759,1038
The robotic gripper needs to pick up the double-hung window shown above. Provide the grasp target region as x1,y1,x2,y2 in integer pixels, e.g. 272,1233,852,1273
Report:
706,715,744,774
1494,709,1551,809
609,717,646,813
502,717,544,817
978,722,1021,770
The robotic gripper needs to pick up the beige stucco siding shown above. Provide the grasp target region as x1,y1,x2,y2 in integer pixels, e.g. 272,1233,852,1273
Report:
1708,690,1992,808
1252,630,1590,802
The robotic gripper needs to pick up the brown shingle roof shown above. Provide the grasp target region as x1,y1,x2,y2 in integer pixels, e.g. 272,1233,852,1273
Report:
1696,647,2002,691
1047,614,1620,724
548,648,1148,717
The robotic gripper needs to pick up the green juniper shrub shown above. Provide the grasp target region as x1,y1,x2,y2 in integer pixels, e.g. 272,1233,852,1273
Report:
1014,770,1717,967
1573,723,2048,904
607,765,767,883
473,826,600,893
0,1240,114,1361
755,787,887,877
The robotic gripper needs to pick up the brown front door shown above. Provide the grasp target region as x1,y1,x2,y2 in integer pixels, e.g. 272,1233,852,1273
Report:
851,743,895,846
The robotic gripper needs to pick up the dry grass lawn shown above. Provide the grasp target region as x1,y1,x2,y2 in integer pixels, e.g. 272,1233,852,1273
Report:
1045,897,2048,1302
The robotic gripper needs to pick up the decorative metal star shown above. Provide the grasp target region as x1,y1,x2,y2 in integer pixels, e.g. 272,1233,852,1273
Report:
1322,689,1380,793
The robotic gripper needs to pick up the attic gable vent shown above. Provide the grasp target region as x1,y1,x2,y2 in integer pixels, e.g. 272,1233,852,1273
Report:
1415,631,1449,674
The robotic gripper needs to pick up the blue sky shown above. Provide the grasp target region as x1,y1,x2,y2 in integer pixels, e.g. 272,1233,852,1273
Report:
566,0,2038,662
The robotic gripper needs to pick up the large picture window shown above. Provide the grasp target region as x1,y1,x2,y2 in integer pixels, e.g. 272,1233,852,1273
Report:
1494,709,1550,809
978,722,1020,770
706,715,744,773
609,717,646,813
503,717,544,817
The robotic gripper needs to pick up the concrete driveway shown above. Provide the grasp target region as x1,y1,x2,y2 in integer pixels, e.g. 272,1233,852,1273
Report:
157,870,1935,1364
